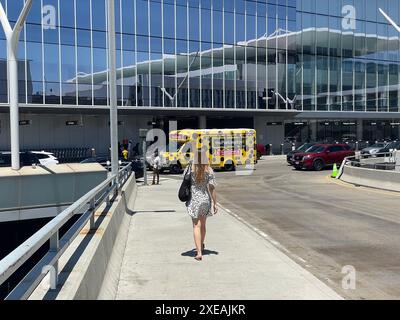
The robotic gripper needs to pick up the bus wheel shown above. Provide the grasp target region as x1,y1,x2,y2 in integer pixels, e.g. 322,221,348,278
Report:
224,161,235,171
170,163,181,174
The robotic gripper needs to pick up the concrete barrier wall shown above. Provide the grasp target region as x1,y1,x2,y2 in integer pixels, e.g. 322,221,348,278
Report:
358,157,394,165
340,164,400,192
0,163,108,222
29,174,137,300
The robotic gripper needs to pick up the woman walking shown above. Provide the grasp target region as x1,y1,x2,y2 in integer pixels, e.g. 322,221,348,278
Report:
183,150,217,261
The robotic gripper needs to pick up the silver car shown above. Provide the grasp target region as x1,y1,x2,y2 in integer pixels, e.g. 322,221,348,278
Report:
361,142,388,156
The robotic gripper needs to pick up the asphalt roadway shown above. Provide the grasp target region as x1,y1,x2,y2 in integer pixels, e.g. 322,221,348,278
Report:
213,157,400,300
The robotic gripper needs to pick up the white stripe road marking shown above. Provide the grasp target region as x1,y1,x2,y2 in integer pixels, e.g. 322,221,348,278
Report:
292,254,307,263
218,203,301,259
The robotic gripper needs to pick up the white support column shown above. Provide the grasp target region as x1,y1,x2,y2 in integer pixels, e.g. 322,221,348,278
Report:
0,0,33,170
310,120,317,142
356,119,363,141
107,0,119,176
198,115,206,129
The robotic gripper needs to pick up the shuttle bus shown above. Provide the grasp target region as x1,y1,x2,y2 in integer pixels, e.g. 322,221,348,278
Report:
160,128,257,173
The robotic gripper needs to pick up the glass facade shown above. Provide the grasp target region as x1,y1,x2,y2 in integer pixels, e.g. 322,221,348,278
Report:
0,0,399,113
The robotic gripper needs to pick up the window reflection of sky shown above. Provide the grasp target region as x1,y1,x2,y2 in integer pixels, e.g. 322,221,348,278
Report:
0,0,399,112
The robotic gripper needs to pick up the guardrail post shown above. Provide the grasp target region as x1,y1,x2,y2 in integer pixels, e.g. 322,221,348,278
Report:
49,231,59,288
90,198,95,230
114,177,119,197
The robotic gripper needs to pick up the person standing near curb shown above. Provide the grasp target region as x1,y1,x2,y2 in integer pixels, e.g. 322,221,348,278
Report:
151,150,161,185
183,149,218,261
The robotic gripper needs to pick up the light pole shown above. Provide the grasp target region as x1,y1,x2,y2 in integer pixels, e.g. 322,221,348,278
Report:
0,0,33,170
107,0,119,176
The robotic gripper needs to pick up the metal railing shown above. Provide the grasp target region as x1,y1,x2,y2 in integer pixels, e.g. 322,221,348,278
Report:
46,148,93,163
0,163,132,300
342,151,396,170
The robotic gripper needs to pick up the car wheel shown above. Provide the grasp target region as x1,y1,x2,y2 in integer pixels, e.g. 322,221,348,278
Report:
224,161,235,171
313,159,324,171
170,163,181,174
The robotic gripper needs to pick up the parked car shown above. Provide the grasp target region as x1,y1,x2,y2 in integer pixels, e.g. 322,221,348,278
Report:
377,141,400,155
30,151,59,166
292,144,355,171
286,142,316,165
256,144,266,159
360,142,389,156
0,151,59,167
80,155,144,179
130,156,144,179
341,134,357,142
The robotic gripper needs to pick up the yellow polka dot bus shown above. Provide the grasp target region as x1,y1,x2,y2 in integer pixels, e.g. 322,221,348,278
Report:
160,129,257,173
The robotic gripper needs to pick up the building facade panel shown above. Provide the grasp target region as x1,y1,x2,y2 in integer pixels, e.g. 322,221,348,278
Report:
1,0,399,113
1,0,400,150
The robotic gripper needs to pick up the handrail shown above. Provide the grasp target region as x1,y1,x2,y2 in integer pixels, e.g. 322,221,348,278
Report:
341,151,396,170
0,163,132,300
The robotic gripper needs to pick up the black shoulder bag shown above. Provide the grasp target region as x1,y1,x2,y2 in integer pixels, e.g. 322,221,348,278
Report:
178,162,192,202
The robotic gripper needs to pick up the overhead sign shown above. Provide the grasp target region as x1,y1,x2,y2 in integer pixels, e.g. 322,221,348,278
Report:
19,120,31,126
66,121,79,126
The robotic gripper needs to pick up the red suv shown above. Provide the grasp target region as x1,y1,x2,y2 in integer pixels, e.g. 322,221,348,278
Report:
293,144,355,171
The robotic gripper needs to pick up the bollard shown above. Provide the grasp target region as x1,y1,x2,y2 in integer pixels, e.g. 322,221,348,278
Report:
355,141,359,151
292,143,296,151
268,144,273,156
280,143,284,155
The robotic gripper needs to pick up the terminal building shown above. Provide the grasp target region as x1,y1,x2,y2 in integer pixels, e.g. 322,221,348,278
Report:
1,0,400,154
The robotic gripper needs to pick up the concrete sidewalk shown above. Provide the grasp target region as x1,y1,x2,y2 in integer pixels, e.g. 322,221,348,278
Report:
115,178,342,300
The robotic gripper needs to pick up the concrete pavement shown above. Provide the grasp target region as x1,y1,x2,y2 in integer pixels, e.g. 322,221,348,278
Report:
216,157,400,299
115,177,342,300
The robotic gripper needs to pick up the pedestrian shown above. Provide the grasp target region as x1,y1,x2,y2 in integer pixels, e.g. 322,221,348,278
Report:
182,149,217,261
118,141,122,157
122,148,129,160
133,142,139,156
151,150,161,185
128,139,133,158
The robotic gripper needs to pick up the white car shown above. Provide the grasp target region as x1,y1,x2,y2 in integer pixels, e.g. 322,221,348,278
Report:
30,151,59,166
0,151,59,167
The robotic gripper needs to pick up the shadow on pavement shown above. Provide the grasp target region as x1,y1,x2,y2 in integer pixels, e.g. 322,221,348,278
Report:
181,248,219,258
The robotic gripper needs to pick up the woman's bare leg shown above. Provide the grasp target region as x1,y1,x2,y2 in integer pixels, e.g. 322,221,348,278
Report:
200,216,207,250
192,218,202,259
